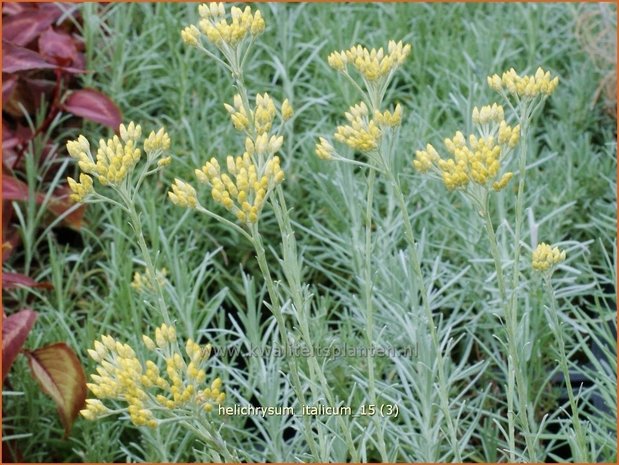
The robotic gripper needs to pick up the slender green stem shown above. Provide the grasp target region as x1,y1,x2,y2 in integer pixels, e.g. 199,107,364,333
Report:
505,109,539,461
119,187,171,325
479,192,515,460
481,195,506,301
178,419,239,462
362,169,388,461
195,205,252,243
249,224,323,461
388,171,462,462
544,276,589,462
271,187,360,462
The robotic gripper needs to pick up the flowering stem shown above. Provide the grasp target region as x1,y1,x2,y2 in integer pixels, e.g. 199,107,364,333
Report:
505,108,538,461
387,170,462,462
249,223,323,461
271,186,360,462
478,193,515,459
543,275,589,461
178,419,239,462
119,187,172,326
195,205,252,243
480,195,507,301
362,168,388,461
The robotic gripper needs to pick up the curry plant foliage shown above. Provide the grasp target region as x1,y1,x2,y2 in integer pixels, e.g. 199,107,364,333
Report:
6,2,615,463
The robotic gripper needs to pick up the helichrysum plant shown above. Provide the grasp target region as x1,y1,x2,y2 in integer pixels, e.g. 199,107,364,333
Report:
175,4,366,461
317,40,470,462
79,324,235,460
81,324,224,426
414,67,563,462
66,121,237,459
54,3,610,463
66,122,175,324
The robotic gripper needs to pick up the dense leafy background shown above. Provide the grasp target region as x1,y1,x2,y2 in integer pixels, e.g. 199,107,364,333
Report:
2,3,616,462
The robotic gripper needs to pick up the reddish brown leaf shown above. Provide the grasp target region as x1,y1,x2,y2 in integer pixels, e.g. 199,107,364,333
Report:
2,75,18,103
25,342,87,436
2,41,84,74
2,272,53,290
2,3,28,16
2,174,35,201
2,309,37,382
2,41,56,73
38,28,78,67
11,78,58,118
63,88,122,128
2,7,60,47
2,174,84,229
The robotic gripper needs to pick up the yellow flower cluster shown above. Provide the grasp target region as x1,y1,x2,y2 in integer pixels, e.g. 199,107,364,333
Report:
195,153,284,224
414,127,519,191
131,268,168,293
67,173,94,202
168,179,198,209
334,102,382,153
374,103,403,127
472,103,504,125
82,324,225,427
532,243,566,272
328,41,411,81
66,122,170,201
223,93,288,136
487,67,559,99
414,102,521,192
144,127,171,154
315,137,335,160
182,3,265,48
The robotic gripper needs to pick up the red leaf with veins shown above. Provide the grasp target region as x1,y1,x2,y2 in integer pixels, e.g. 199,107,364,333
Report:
2,41,56,73
2,309,37,382
2,272,53,290
63,88,122,128
25,343,87,436
38,28,79,67
2,41,84,74
2,174,85,230
2,7,61,47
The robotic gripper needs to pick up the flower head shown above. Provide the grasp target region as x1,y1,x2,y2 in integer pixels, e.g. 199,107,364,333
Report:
374,103,403,127
315,137,335,161
144,128,171,153
472,103,504,125
334,102,382,153
82,325,225,427
181,25,200,46
224,92,284,137
414,108,520,192
66,122,171,199
281,99,294,121
532,243,566,272
67,173,94,202
487,67,559,99
168,179,198,209
195,153,284,224
329,41,411,82
187,3,264,50
131,268,168,294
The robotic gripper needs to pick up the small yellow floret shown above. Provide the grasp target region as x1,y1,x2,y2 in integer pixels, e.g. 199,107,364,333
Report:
532,243,566,272
168,179,198,209
67,173,94,202
487,67,559,99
